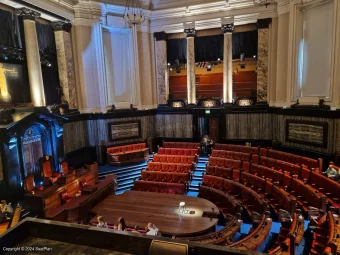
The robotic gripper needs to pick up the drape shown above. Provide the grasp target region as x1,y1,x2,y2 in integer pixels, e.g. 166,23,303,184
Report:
195,35,223,62
167,38,187,64
36,21,60,105
0,9,23,48
166,30,258,63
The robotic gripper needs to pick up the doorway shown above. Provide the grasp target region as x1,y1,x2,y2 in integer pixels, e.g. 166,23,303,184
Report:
197,116,219,143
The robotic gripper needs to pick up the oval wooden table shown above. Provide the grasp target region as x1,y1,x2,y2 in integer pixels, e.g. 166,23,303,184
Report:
90,190,219,236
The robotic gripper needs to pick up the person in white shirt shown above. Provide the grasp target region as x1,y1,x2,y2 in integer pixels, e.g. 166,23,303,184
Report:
146,223,159,236
96,216,108,228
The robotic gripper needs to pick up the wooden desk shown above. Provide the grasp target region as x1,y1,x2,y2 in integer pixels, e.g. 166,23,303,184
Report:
24,169,95,216
45,176,116,223
90,191,219,237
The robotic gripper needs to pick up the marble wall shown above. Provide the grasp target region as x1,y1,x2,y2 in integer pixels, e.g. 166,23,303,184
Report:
55,30,77,108
155,114,193,138
155,40,167,105
257,28,269,102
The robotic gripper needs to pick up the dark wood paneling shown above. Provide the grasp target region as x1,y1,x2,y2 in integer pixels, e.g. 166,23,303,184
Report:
233,71,257,98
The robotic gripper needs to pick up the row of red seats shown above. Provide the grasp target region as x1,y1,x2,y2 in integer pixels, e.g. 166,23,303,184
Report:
141,170,190,184
202,175,268,215
310,212,337,255
132,180,186,195
244,162,339,209
206,167,297,215
214,143,259,154
153,154,197,164
157,147,198,156
257,156,302,176
162,141,200,149
266,149,322,171
198,185,243,217
214,143,322,171
208,157,242,169
147,162,193,173
211,150,251,161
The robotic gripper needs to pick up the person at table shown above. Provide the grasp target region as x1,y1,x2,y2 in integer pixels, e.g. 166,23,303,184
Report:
131,225,140,234
146,223,159,236
96,216,108,228
117,217,126,231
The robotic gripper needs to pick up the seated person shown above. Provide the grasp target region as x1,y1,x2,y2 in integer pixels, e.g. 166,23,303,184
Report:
0,205,10,223
131,225,141,234
323,162,340,181
146,223,159,236
115,217,126,231
96,216,108,228
201,135,213,154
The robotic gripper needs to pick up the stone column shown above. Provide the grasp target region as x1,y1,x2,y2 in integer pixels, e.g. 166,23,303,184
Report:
51,21,78,109
268,18,278,107
221,23,234,104
16,8,45,106
154,32,167,105
184,28,196,104
256,18,272,103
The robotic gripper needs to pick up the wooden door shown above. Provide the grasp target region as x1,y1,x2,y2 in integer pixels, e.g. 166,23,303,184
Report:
209,118,219,143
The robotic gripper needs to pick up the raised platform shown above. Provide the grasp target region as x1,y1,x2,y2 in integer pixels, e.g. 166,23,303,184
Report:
90,190,219,237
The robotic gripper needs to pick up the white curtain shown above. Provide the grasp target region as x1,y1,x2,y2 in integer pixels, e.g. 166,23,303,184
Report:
103,28,133,107
300,1,334,98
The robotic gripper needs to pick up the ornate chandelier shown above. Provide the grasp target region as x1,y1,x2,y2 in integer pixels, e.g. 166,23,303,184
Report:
123,0,145,26
253,0,278,7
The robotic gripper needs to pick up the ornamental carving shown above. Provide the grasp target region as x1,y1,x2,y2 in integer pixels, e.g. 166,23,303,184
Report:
184,28,196,38
221,23,234,34
16,8,41,20
51,21,72,32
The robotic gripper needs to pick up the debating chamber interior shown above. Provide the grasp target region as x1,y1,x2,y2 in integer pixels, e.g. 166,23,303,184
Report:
1,0,340,254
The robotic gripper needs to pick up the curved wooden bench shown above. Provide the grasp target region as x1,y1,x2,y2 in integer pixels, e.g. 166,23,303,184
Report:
141,170,190,183
179,216,242,245
208,157,242,169
311,212,335,255
147,162,194,173
228,213,272,251
132,180,186,195
214,143,259,154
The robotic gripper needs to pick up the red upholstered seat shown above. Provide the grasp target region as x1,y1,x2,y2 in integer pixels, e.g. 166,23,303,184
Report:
41,157,61,185
203,175,215,188
158,182,167,193
211,150,219,157
167,183,185,194
233,170,240,182
242,161,251,172
60,191,72,203
214,176,224,190
209,157,217,166
156,172,165,182
177,149,184,155
154,162,162,171
158,147,165,154
206,165,215,176
164,148,171,155
170,148,178,155
153,154,161,162
214,167,223,177
216,158,224,167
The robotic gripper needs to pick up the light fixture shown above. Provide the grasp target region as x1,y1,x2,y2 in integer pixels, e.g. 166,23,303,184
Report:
47,63,51,67
253,55,256,59
123,0,145,26
168,63,171,66
207,63,212,72
217,58,221,61
253,0,277,8
170,67,173,71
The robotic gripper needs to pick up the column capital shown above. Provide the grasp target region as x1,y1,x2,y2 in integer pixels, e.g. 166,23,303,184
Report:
16,8,40,21
154,32,167,41
257,18,272,29
51,21,72,33
221,23,234,34
184,28,196,38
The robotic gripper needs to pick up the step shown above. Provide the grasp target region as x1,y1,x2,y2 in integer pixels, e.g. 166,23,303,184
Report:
189,187,199,192
99,166,145,178
192,176,202,181
98,163,147,176
118,174,141,183
116,184,133,192
116,170,142,180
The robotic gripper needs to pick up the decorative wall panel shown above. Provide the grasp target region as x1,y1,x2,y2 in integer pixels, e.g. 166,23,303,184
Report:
155,114,193,138
272,115,335,154
63,115,155,153
286,120,328,148
226,113,273,140
107,121,141,142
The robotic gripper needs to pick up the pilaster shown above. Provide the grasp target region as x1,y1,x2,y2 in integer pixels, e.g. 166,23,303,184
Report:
154,31,168,105
184,26,196,104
